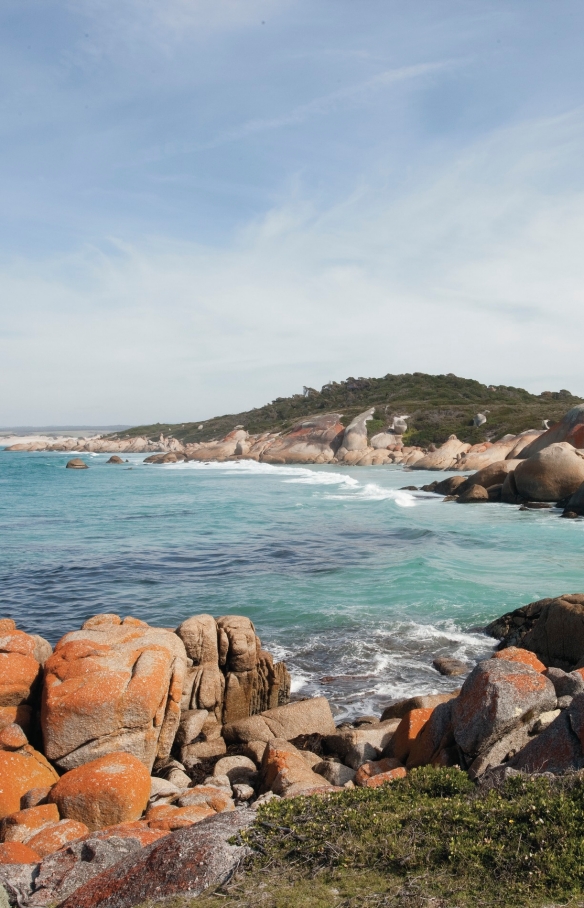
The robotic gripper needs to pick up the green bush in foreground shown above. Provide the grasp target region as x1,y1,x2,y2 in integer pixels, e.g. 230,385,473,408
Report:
186,767,584,908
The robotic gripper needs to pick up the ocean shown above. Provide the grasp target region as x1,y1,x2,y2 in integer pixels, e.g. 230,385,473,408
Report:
2,451,583,722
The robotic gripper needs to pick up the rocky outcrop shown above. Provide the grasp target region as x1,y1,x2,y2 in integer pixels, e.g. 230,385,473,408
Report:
337,409,375,456
177,614,290,733
513,443,584,501
42,615,187,771
410,436,471,471
260,414,344,464
452,438,520,472
518,404,584,459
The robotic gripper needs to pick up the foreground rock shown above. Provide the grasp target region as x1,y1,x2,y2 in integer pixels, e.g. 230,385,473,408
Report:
410,435,471,471
0,748,58,820
452,658,555,759
518,403,584,459
42,615,187,771
56,809,254,908
260,414,344,464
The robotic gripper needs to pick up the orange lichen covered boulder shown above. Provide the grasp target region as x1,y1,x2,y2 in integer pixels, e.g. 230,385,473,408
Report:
406,700,456,769
391,707,434,764
0,841,41,864
492,647,546,673
0,622,44,707
0,705,32,734
0,803,59,843
354,757,403,787
452,658,556,758
26,818,90,857
48,752,151,831
41,614,187,771
0,748,59,819
145,803,216,831
0,723,28,750
359,767,407,788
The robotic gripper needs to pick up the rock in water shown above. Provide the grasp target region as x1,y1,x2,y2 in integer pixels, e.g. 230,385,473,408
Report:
513,443,584,501
65,459,88,469
55,809,255,908
42,614,187,771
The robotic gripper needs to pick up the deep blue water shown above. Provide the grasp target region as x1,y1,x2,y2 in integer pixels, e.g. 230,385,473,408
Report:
2,451,583,720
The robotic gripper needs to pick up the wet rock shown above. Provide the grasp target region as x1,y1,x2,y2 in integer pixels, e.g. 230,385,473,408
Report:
42,614,187,771
456,484,489,503
452,659,556,758
56,809,255,908
432,657,468,677
47,753,151,832
106,457,124,464
65,459,88,469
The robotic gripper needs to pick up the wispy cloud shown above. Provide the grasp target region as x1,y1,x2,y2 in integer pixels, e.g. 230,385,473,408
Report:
203,60,461,148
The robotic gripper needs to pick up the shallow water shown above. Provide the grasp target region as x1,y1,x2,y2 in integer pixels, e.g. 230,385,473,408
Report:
1,451,583,720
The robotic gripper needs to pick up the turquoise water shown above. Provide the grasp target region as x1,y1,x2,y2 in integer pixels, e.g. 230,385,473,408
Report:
2,451,584,720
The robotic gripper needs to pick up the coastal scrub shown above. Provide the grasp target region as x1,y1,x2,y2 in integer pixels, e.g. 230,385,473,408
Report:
167,767,584,908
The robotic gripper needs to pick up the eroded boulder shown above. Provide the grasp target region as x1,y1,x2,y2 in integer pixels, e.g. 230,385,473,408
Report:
42,615,187,771
223,697,336,745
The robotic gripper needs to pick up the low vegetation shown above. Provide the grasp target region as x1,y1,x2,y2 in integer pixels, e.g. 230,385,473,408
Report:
159,767,584,908
115,373,580,448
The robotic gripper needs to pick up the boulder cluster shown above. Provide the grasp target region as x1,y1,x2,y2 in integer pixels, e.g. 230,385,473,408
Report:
3,596,584,905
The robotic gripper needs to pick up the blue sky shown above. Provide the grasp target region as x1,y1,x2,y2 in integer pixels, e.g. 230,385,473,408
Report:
1,0,584,424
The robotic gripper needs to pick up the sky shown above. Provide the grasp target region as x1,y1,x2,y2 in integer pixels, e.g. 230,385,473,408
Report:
1,0,584,425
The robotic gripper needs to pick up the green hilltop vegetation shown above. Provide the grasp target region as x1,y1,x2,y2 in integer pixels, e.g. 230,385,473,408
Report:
117,372,582,449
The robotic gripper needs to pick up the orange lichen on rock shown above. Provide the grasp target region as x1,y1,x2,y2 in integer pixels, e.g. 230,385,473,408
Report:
0,723,28,750
145,803,216,831
42,617,187,771
354,757,403,787
0,748,59,819
0,803,59,843
391,708,434,764
48,752,151,831
492,647,546,673
26,818,90,857
0,625,42,707
0,841,41,864
359,766,407,788
0,705,32,734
